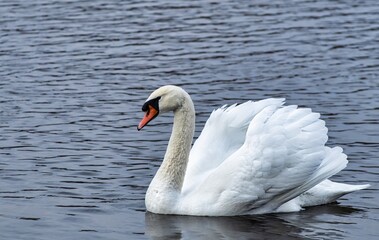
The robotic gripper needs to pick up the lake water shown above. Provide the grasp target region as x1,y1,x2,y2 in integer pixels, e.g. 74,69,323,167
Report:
0,0,378,239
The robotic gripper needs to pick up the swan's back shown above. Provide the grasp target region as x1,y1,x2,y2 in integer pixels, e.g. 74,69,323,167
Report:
180,99,366,215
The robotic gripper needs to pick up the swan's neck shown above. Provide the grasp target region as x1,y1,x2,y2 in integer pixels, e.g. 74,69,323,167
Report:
153,97,195,192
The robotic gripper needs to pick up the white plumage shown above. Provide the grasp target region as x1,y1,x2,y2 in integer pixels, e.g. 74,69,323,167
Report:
138,85,369,216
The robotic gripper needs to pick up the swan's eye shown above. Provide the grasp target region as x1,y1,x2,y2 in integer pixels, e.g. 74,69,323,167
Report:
138,96,161,131
142,102,149,112
142,96,161,112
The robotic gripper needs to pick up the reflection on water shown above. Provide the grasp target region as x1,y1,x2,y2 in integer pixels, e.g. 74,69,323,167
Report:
0,0,378,239
146,213,303,240
146,204,366,240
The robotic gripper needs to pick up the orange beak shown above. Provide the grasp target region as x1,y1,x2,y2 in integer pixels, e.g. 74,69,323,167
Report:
137,105,159,130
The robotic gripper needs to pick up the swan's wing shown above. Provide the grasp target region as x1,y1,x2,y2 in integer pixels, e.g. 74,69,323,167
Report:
182,98,285,193
187,104,348,215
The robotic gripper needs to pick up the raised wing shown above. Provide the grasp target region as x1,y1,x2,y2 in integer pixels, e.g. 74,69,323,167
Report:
182,98,285,194
185,103,348,215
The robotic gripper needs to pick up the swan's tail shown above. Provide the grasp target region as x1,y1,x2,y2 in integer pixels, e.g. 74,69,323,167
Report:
260,146,369,213
306,146,369,200
297,179,370,208
269,147,369,212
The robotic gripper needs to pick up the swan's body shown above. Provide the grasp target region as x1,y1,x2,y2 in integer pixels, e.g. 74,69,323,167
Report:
138,85,369,216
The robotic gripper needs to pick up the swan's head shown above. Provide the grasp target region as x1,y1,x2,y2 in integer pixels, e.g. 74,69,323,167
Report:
137,85,190,130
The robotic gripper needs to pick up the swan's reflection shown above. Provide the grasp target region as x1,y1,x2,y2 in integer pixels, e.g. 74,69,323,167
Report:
145,204,364,240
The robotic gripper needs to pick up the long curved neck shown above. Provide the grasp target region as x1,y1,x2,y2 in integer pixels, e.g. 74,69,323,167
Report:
154,96,195,192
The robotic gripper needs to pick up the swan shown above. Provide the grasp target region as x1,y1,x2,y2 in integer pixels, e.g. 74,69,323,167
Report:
137,85,369,216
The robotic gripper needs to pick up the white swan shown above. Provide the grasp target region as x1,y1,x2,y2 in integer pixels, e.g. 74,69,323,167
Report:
138,85,369,216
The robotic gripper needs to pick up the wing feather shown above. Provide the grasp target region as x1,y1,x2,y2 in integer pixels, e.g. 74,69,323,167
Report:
182,99,285,194
184,103,348,215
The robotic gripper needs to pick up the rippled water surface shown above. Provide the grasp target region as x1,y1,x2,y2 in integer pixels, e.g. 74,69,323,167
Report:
1,0,378,239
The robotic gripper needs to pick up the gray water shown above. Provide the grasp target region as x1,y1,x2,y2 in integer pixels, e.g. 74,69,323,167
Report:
0,0,378,239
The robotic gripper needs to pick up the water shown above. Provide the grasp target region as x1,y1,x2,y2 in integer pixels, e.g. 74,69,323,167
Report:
0,0,378,239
